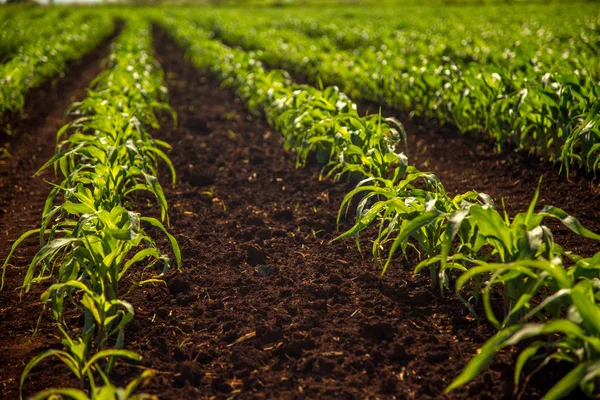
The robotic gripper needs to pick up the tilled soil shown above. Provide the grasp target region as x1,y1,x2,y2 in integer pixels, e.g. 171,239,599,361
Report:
0,28,597,400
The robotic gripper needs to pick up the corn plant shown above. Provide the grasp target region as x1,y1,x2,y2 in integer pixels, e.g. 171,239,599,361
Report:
0,8,69,62
29,369,156,400
335,170,486,291
158,15,406,186
447,253,600,399
439,186,600,328
0,12,114,123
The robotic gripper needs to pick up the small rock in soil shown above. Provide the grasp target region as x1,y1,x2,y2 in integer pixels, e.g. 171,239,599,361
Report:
211,376,233,393
272,229,287,238
254,265,273,277
173,348,188,362
281,338,317,358
311,219,334,233
257,325,284,345
176,294,196,306
257,228,271,240
195,350,214,364
390,343,413,363
403,335,416,346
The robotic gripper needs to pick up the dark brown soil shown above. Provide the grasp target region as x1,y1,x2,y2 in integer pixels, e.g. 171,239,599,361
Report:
0,28,596,400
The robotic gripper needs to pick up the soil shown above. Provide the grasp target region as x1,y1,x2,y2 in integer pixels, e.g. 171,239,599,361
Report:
0,27,597,400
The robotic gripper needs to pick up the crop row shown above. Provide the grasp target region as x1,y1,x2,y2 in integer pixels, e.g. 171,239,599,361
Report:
156,14,600,399
0,8,69,62
2,17,179,399
0,11,114,124
188,6,600,177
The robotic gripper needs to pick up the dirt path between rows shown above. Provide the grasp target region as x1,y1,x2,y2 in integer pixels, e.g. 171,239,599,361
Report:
0,29,119,398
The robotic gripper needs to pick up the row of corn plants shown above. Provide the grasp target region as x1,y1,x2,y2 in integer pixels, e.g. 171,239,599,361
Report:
0,11,114,124
156,14,600,399
186,6,600,178
0,8,70,62
2,17,180,399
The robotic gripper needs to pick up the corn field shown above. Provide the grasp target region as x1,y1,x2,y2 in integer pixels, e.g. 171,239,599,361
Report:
1,2,600,400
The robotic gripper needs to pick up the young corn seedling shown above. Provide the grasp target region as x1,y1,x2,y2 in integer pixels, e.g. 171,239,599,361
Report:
28,369,156,400
447,253,600,399
193,6,600,177
335,169,486,291
442,183,600,328
20,323,153,400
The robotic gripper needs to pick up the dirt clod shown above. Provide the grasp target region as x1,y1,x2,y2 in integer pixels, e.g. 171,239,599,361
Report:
168,275,191,295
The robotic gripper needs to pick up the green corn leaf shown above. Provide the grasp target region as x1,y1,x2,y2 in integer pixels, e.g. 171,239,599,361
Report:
20,349,81,399
504,320,586,348
61,201,95,216
2,228,40,290
142,172,169,225
382,209,446,276
445,325,521,393
119,248,161,280
142,145,177,187
571,280,600,335
514,341,546,388
469,205,512,262
124,369,155,398
542,362,589,400
581,360,600,397
23,238,80,292
29,388,90,400
541,206,600,241
141,216,181,270
82,349,142,376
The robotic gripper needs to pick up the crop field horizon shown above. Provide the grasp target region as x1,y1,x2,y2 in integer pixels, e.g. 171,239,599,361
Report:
1,2,600,399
